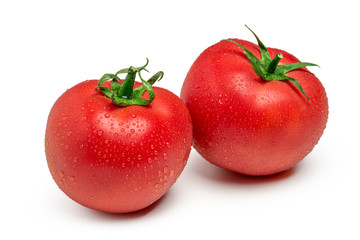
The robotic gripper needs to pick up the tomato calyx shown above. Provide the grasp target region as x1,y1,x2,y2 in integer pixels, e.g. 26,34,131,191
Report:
95,59,164,107
223,25,319,102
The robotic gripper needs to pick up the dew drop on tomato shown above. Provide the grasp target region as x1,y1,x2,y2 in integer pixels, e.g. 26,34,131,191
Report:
58,170,64,178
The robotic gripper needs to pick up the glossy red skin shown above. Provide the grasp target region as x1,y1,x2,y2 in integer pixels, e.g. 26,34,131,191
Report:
181,39,328,176
45,80,192,213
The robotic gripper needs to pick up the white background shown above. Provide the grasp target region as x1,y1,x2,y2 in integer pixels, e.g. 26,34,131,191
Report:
1,0,359,239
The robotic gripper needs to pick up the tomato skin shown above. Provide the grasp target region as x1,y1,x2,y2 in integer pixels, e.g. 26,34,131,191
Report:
45,80,192,213
181,39,328,176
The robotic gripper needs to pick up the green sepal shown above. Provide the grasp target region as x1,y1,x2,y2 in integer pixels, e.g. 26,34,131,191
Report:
115,68,130,75
95,59,162,107
276,62,319,74
111,78,121,93
245,25,272,65
98,73,119,86
134,71,163,96
95,85,112,98
223,26,319,102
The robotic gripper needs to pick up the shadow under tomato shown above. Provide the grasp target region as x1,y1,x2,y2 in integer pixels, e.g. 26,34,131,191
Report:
208,165,296,185
193,155,300,185
86,192,170,221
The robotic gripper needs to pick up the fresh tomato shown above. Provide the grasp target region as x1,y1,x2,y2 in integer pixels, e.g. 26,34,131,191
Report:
181,26,328,176
45,60,192,213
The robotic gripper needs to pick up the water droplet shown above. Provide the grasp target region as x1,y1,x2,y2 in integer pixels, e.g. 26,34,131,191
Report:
130,129,135,134
126,133,131,138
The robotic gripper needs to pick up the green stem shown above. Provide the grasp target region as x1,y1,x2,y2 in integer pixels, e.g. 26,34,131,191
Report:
222,26,319,102
117,66,137,98
95,59,163,107
266,53,283,73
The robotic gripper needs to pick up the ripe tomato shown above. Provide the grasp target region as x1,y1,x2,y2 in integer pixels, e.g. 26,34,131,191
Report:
181,27,328,176
45,60,192,213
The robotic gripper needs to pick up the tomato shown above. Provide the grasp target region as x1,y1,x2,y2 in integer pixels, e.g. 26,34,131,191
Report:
181,27,328,176
45,60,192,213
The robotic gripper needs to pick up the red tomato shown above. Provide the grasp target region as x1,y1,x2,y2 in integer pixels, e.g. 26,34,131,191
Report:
181,27,328,176
45,61,192,213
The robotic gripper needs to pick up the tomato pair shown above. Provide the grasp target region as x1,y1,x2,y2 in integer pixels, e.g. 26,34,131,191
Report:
45,27,328,213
